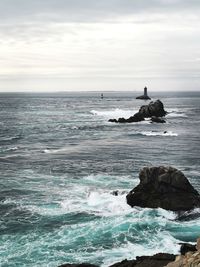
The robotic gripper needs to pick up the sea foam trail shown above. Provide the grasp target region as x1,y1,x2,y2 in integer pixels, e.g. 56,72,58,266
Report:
91,108,137,119
167,108,187,118
0,146,19,153
136,131,178,137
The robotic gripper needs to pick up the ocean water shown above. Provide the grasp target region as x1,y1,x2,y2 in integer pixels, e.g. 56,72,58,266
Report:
0,91,200,267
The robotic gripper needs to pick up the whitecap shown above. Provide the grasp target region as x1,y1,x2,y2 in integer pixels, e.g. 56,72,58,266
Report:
135,131,178,137
102,234,180,267
90,108,137,119
166,109,187,118
0,146,19,153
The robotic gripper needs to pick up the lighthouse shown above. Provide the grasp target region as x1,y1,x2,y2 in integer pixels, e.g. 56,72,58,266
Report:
144,87,148,97
136,86,151,100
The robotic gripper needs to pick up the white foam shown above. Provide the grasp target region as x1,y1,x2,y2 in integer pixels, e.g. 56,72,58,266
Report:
91,108,137,119
167,109,187,118
0,146,19,153
43,147,74,154
60,190,132,217
137,131,178,137
102,233,180,267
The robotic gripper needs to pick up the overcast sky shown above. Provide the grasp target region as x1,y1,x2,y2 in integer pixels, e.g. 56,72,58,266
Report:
0,0,200,92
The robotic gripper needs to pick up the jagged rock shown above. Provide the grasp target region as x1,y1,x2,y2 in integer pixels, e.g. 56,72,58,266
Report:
109,253,175,267
126,166,200,211
180,243,197,255
138,100,167,118
108,100,166,123
165,239,200,267
196,238,200,251
151,116,166,123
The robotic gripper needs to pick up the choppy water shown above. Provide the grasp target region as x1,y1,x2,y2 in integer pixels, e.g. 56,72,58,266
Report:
0,91,200,267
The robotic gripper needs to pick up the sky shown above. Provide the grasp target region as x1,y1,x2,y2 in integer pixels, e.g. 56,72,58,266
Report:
0,0,200,92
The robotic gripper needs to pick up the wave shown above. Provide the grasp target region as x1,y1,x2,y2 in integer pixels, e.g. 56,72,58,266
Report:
0,135,22,142
167,109,187,118
91,108,137,119
3,172,199,267
102,233,180,267
135,131,178,137
0,146,19,153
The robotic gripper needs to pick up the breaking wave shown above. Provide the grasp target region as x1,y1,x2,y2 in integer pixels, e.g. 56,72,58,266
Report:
91,108,137,119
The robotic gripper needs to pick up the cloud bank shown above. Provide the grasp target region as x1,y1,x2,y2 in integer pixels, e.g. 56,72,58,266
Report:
0,0,200,91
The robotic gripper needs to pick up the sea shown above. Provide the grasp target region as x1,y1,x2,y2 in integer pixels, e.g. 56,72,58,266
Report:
0,91,200,267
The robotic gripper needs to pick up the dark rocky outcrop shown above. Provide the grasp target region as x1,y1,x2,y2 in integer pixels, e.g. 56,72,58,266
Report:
109,253,175,267
109,113,145,123
180,243,197,255
108,100,167,123
151,116,166,123
138,100,166,118
126,166,200,211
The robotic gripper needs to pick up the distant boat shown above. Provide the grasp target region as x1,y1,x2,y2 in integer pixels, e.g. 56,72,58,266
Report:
136,87,151,100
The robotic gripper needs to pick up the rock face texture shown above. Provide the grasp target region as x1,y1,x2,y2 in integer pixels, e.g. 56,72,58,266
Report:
151,116,166,123
109,100,167,123
126,166,200,211
109,253,175,267
138,100,167,118
164,238,200,267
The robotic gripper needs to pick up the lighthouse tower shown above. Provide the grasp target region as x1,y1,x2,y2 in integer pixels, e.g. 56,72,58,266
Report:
136,86,151,100
144,87,148,97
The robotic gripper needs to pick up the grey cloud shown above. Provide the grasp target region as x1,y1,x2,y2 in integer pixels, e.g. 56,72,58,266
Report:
0,0,200,23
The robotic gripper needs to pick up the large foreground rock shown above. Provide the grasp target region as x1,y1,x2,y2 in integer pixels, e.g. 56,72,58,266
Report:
126,166,200,211
109,100,167,123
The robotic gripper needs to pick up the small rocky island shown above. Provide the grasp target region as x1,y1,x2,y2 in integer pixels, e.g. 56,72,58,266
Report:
109,99,167,123
136,87,151,100
126,166,200,211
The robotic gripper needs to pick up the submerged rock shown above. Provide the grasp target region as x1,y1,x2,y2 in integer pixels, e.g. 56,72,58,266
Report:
126,166,200,211
108,100,167,123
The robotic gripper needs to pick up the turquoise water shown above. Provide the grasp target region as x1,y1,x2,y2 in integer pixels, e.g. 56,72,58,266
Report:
0,91,200,266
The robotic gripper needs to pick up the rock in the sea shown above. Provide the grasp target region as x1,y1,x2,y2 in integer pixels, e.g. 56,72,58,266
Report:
138,100,167,118
109,253,175,267
108,100,167,123
151,116,166,123
126,166,200,211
